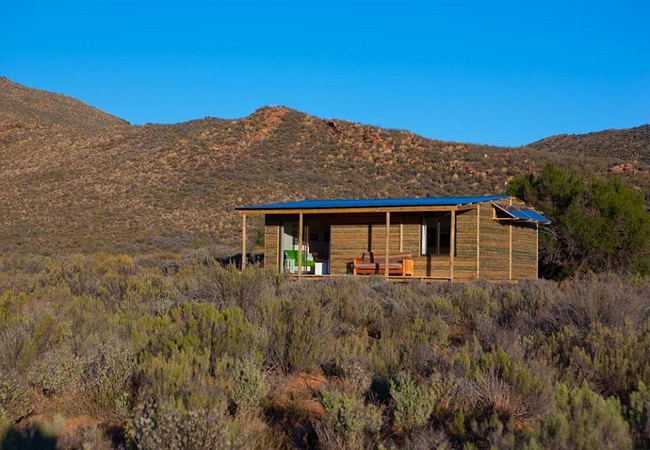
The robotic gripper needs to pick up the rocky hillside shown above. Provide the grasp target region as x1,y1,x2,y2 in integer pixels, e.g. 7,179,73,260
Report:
527,125,650,164
1,77,648,256
0,77,129,132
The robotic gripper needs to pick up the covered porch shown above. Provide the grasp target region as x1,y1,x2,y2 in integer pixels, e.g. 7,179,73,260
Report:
235,195,550,282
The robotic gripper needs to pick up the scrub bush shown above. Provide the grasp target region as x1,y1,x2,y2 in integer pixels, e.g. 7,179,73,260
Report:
231,357,269,413
28,345,85,396
260,294,333,373
129,398,253,450
316,388,382,450
0,370,31,422
534,382,632,450
389,372,440,436
134,303,265,409
626,381,650,448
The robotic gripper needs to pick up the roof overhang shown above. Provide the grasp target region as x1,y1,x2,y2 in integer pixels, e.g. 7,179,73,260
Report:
236,195,511,215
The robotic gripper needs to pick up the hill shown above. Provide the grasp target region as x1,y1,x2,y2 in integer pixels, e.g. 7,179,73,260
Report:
527,125,650,164
1,77,649,256
0,77,128,132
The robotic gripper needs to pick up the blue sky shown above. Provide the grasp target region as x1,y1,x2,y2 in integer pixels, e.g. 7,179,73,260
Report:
3,0,649,146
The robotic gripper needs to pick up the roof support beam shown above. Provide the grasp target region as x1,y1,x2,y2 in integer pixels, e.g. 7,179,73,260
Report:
476,204,480,279
298,213,303,277
450,210,456,282
241,214,247,271
385,211,390,278
509,198,513,281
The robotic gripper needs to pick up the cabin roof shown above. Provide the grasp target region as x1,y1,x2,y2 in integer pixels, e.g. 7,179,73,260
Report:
237,195,509,211
236,195,551,224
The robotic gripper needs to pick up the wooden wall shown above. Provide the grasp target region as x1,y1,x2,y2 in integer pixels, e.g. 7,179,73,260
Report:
261,202,539,280
329,213,402,274
478,203,510,281
264,214,282,271
327,211,479,279
477,203,539,280
509,198,539,279
512,223,538,279
454,209,479,282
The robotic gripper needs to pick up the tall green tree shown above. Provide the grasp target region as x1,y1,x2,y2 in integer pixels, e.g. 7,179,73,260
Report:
507,163,650,279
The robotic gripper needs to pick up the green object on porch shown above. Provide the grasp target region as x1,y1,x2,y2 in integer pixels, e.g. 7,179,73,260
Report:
284,250,315,271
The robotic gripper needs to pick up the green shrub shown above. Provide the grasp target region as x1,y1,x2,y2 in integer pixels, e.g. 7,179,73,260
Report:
0,290,28,330
319,278,383,336
231,358,269,413
134,303,265,409
471,348,553,424
176,261,278,320
84,338,135,414
129,399,253,450
331,333,372,395
469,410,518,449
28,345,85,396
508,163,650,279
40,254,101,296
570,321,648,398
316,388,382,450
400,315,449,376
534,382,632,450
625,380,650,448
389,372,439,436
260,294,332,373
368,335,401,378
121,268,178,315
0,370,31,422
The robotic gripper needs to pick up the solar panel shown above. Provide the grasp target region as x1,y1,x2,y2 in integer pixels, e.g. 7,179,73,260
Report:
503,205,551,224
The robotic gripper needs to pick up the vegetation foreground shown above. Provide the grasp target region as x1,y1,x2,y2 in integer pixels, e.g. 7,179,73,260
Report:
0,252,649,449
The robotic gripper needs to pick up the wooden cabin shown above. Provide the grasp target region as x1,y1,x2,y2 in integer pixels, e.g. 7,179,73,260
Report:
235,195,550,282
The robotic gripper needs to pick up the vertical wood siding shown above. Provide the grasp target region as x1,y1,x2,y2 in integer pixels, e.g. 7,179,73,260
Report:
511,223,538,279
264,215,281,271
454,209,478,281
260,201,539,280
478,203,510,280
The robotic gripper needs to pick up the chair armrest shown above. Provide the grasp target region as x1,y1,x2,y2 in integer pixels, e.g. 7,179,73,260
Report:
402,259,414,276
353,258,362,275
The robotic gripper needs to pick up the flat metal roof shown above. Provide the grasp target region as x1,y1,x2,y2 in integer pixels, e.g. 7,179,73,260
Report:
236,195,510,211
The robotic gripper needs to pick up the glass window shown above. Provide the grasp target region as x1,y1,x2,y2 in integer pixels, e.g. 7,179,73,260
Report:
421,214,451,255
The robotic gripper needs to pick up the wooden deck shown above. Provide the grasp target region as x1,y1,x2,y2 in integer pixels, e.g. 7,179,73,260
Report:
286,274,452,283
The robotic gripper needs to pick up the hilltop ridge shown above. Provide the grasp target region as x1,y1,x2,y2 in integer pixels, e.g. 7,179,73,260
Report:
0,77,129,132
1,76,648,255
528,125,650,163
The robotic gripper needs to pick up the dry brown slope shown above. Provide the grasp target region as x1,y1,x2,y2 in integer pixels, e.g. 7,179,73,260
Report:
0,77,129,132
1,79,642,256
526,125,650,164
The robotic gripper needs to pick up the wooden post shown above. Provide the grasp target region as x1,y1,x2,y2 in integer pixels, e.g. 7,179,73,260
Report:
536,223,539,278
399,221,403,252
241,214,247,271
476,205,480,279
450,210,456,281
509,198,513,281
298,213,303,277
385,211,390,277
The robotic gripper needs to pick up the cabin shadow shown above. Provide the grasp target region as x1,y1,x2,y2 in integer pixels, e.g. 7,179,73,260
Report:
1,425,57,450
217,252,264,270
